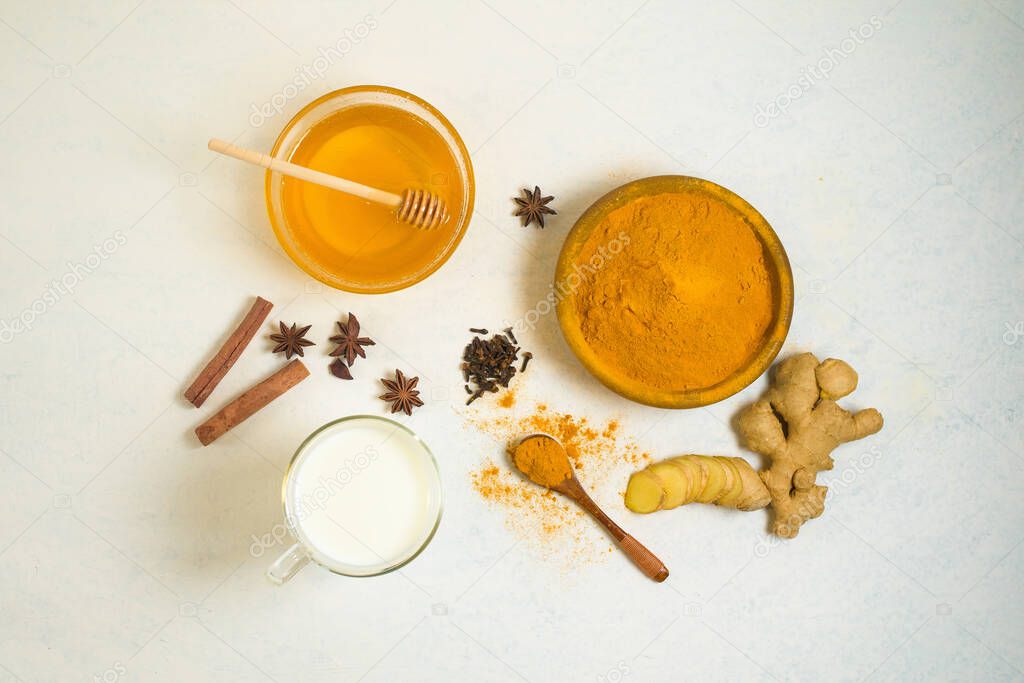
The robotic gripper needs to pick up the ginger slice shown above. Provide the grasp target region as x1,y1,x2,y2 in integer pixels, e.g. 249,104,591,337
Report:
624,469,665,513
625,455,768,512
649,461,690,509
669,456,706,505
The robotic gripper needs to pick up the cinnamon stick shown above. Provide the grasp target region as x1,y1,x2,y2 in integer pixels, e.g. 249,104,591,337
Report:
185,296,273,408
195,359,309,446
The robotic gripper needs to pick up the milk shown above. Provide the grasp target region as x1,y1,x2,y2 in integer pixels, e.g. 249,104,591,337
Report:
285,417,441,574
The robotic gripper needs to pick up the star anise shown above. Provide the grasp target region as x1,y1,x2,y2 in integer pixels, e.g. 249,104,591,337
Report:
379,369,424,416
513,185,556,228
270,322,315,359
329,358,353,380
329,313,376,366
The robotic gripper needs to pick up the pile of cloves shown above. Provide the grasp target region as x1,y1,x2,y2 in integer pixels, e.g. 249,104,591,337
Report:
461,327,532,405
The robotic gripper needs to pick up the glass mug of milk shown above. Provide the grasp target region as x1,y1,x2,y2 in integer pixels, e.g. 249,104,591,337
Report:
267,415,443,583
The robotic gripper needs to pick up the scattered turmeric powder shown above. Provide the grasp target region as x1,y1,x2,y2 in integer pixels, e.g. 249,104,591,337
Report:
497,389,516,409
468,403,650,567
571,189,776,391
471,463,580,533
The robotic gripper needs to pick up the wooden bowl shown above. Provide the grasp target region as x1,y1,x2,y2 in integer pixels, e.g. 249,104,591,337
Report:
555,175,793,409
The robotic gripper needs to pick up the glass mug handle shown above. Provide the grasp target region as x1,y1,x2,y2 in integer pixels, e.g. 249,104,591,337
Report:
267,542,310,584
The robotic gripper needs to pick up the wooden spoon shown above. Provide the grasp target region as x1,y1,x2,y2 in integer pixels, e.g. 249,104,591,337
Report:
512,434,669,582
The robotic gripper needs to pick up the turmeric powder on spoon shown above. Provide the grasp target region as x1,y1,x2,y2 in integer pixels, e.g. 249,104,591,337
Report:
511,434,669,582
511,434,573,487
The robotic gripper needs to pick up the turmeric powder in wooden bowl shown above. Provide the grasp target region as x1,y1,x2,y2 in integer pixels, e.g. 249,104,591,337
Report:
555,175,793,408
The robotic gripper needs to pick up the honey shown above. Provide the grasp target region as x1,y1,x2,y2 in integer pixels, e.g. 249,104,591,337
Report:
275,98,469,291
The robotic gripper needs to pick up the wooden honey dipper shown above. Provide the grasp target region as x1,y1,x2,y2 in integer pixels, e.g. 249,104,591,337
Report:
207,138,449,229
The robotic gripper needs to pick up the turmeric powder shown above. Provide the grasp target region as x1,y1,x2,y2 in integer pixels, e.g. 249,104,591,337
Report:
468,406,650,565
511,435,572,488
571,190,775,392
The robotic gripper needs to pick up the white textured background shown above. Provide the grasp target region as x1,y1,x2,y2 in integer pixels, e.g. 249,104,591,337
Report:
1,1,1023,681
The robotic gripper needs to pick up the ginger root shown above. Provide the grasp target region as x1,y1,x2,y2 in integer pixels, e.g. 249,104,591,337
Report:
621,353,884,539
738,353,883,538
625,455,770,514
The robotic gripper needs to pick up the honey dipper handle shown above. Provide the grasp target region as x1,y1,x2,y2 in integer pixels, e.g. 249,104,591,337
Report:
207,138,403,208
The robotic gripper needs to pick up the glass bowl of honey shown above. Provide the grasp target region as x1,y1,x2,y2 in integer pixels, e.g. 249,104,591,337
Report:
266,86,474,293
